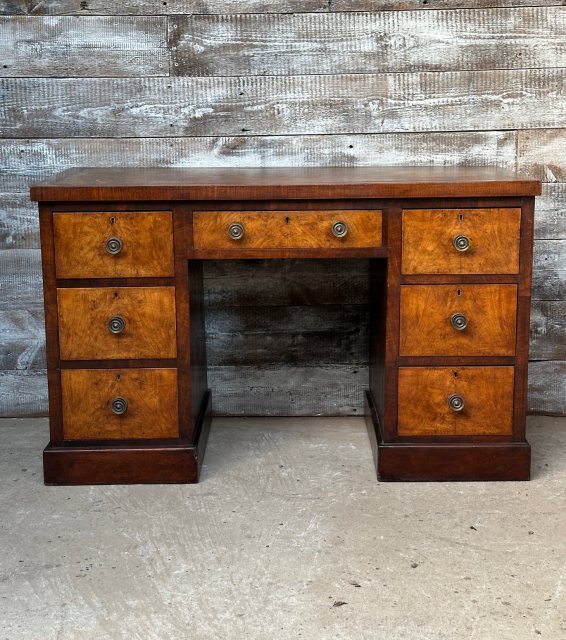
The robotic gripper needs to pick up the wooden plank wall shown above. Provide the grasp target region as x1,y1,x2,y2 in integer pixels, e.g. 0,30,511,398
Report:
0,1,564,417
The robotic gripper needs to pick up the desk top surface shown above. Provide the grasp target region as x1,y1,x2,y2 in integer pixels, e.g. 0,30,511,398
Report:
31,166,541,202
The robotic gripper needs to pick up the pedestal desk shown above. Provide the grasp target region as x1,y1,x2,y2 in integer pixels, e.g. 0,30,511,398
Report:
30,167,542,484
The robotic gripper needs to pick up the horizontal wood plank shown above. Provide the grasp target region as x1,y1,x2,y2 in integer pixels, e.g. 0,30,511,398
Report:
535,184,566,240
528,361,566,415
0,132,516,194
530,301,566,361
0,370,47,417
0,249,43,310
171,9,566,76
518,128,566,182
0,16,168,77
205,304,368,366
0,0,330,15
0,309,45,370
0,192,39,249
2,70,563,138
2,1,563,15
209,364,368,416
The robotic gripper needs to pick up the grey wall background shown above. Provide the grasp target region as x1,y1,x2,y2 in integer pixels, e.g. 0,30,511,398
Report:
0,0,565,418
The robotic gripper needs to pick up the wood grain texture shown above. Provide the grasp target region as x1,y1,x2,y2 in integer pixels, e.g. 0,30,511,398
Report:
0,370,47,417
4,70,564,138
0,16,168,77
518,128,566,183
171,9,566,76
397,366,515,436
31,167,540,201
61,368,178,440
57,287,177,360
530,301,566,360
3,0,562,15
0,132,517,194
399,284,517,356
193,209,382,253
53,211,174,278
401,208,521,275
0,309,45,369
0,0,330,15
535,184,566,240
528,361,566,415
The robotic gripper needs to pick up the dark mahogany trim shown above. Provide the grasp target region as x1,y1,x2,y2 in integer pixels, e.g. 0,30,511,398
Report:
39,206,64,444
43,445,199,485
30,167,541,202
365,391,530,481
190,247,387,260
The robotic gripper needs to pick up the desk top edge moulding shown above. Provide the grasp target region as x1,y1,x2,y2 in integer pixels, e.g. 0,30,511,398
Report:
31,166,541,485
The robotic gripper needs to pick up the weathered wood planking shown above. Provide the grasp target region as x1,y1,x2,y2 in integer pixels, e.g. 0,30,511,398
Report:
2,70,564,138
0,249,43,310
535,184,566,240
0,370,47,417
2,0,563,15
0,16,168,77
518,128,566,183
530,301,566,361
0,192,39,248
528,361,566,415
205,304,368,366
0,132,516,194
0,0,330,15
0,309,45,370
171,9,566,76
209,364,368,417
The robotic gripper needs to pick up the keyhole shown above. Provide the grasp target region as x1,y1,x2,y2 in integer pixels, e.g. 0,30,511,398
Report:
453,371,459,378
116,373,121,381
114,291,119,299
110,216,116,224
458,213,464,222
457,289,462,297
285,217,290,224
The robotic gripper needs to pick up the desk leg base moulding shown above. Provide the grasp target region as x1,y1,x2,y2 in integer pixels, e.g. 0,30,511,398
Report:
30,167,542,485
365,391,530,482
43,390,212,485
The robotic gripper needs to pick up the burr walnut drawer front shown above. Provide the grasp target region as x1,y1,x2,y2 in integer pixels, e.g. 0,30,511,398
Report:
53,211,175,278
399,284,517,356
397,366,514,436
192,210,382,250
401,208,521,274
57,287,177,360
61,368,179,440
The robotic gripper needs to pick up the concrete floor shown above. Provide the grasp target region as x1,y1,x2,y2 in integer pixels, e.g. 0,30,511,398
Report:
0,417,565,640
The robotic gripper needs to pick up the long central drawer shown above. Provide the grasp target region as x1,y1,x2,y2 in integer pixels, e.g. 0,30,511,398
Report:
193,210,382,250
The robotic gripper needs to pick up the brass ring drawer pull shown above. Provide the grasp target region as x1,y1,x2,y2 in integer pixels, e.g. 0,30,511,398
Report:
447,394,465,412
453,234,471,252
450,312,468,331
228,222,245,241
332,221,348,238
106,236,123,255
108,315,126,334
111,396,128,415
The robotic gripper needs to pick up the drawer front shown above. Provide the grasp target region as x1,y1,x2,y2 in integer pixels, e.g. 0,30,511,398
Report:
399,284,517,356
193,210,382,250
401,208,521,274
53,211,175,278
58,287,177,360
398,366,514,436
61,368,179,440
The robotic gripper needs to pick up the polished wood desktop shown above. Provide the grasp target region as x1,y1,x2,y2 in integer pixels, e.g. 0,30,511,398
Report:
31,167,541,484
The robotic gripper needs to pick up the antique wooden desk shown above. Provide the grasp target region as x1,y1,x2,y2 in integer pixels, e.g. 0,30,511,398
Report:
31,167,541,484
